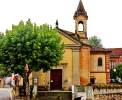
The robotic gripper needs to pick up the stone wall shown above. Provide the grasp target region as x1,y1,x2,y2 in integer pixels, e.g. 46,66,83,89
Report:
93,84,122,100
94,93,122,100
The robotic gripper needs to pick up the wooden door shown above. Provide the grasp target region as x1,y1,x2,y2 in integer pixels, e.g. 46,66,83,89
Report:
50,69,62,90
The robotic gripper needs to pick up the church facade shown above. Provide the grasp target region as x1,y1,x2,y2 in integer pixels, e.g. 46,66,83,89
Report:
32,0,111,90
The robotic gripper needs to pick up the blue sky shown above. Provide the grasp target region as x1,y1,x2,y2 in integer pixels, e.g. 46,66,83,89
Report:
0,0,122,48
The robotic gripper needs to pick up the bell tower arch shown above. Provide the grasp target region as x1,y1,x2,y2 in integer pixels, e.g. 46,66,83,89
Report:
74,0,88,42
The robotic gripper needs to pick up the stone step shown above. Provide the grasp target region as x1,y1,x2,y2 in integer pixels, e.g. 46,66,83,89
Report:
36,91,72,100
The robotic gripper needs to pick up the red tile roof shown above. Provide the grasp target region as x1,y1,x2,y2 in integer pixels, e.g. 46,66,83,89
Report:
91,47,111,52
110,48,122,57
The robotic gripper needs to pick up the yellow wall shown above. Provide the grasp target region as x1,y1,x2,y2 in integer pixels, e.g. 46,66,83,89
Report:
60,34,76,45
90,54,105,72
60,48,73,87
91,73,106,84
32,70,46,86
90,53,106,83
57,34,74,86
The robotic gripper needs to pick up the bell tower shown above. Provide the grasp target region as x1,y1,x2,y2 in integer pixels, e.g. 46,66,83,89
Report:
74,0,88,42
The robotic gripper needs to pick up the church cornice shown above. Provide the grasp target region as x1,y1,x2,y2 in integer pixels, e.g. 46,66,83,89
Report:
57,28,82,45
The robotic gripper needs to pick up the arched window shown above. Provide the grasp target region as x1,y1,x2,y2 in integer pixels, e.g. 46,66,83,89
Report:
98,57,102,66
78,21,83,32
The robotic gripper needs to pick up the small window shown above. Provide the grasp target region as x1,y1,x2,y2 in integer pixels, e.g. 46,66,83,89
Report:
98,57,102,66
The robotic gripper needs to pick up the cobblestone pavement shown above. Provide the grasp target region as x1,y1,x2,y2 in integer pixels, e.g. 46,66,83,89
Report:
0,88,14,100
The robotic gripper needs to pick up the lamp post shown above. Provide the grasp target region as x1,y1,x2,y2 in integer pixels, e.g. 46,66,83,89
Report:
24,64,30,100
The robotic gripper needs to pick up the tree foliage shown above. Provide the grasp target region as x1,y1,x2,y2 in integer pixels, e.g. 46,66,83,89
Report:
0,32,4,39
110,69,117,80
0,64,11,77
88,36,103,48
0,19,64,77
116,64,122,80
110,64,122,83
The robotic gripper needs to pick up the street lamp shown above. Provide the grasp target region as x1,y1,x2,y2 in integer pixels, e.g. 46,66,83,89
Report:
113,68,116,72
24,64,30,100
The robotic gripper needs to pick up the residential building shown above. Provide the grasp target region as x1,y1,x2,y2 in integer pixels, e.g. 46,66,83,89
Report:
110,48,122,69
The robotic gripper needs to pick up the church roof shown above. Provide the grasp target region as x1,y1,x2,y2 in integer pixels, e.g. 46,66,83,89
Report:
91,47,111,53
74,0,87,18
57,28,92,47
57,28,81,44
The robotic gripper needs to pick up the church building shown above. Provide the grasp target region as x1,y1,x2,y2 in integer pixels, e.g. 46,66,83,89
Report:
32,0,111,90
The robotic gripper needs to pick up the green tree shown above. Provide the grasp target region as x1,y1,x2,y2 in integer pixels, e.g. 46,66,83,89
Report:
0,32,4,39
88,36,103,47
110,64,122,83
0,64,11,77
0,19,64,75
110,69,117,80
0,19,64,98
116,64,122,80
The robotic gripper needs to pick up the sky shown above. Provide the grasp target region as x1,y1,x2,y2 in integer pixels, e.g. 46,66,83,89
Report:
0,0,122,48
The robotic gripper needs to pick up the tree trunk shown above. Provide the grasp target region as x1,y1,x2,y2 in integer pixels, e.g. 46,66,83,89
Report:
23,71,30,100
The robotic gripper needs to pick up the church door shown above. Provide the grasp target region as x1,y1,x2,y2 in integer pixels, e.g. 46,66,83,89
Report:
50,69,62,90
